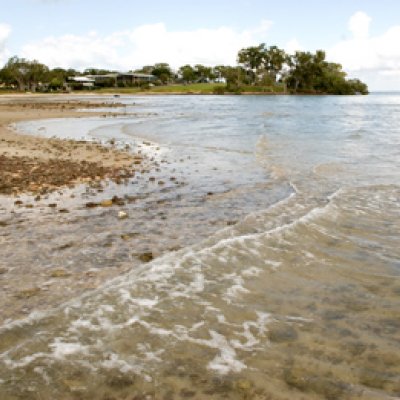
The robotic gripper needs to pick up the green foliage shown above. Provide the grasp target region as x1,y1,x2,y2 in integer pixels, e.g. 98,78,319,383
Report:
0,56,49,91
213,86,225,95
285,50,368,94
0,44,368,95
178,64,196,83
48,77,63,91
151,63,173,84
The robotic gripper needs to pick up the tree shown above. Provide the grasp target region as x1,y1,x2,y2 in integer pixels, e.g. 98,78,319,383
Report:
151,63,173,84
238,43,265,71
264,45,287,83
0,56,49,91
178,64,196,83
194,65,214,82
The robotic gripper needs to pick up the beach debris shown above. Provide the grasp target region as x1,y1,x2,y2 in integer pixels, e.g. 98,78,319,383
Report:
118,210,128,219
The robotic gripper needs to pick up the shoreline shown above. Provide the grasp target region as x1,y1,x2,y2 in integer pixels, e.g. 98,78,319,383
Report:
0,96,158,324
0,97,140,196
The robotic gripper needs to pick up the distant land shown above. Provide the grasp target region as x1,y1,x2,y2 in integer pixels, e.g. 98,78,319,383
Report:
0,43,368,95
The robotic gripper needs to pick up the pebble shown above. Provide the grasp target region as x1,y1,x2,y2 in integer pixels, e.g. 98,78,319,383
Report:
100,199,113,207
118,211,128,219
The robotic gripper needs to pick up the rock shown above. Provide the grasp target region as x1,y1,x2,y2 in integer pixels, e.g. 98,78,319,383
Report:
48,203,57,208
121,232,138,240
118,211,128,219
138,252,154,263
85,202,98,208
236,379,253,391
268,324,298,342
50,269,71,278
100,199,113,207
111,195,125,206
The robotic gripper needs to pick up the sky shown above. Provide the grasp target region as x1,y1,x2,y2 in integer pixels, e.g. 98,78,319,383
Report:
0,0,400,90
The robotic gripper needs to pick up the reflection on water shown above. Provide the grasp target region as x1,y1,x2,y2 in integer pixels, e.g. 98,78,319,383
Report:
1,94,400,399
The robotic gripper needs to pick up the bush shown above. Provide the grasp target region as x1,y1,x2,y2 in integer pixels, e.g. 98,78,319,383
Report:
213,86,225,95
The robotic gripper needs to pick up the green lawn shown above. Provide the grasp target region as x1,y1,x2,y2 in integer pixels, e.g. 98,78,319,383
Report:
93,83,225,94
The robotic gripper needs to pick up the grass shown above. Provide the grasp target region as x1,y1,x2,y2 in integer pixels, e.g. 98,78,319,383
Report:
0,83,288,95
93,83,225,94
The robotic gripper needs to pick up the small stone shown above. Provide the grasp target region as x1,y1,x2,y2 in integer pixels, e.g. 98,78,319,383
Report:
121,232,138,240
48,203,57,208
236,379,253,391
100,199,113,207
85,202,98,208
268,324,298,342
50,269,71,278
118,211,128,219
111,195,125,206
138,252,154,263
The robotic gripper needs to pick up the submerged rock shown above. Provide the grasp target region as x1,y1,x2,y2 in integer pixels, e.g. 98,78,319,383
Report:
50,269,71,278
137,252,154,263
268,324,298,342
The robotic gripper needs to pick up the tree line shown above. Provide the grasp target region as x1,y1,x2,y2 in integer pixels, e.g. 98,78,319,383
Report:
0,43,368,94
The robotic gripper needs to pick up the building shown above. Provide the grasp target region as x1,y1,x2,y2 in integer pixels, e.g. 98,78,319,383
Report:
67,76,95,89
86,72,156,87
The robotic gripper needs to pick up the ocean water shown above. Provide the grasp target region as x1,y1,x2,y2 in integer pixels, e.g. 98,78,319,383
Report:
1,94,400,399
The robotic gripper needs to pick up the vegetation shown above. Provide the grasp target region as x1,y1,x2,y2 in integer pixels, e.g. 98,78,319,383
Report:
0,44,368,95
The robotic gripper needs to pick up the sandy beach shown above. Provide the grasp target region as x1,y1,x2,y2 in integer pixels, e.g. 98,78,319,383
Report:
0,95,157,323
0,96,141,195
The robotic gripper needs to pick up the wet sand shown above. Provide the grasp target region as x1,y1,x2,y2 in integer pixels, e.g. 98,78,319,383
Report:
0,96,154,323
0,97,139,195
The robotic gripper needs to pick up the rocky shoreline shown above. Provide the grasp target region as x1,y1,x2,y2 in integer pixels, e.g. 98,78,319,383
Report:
0,96,161,324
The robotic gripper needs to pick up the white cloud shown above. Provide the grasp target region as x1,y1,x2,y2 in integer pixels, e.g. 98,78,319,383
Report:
348,11,371,40
285,38,303,54
20,21,272,71
0,23,11,65
329,11,400,89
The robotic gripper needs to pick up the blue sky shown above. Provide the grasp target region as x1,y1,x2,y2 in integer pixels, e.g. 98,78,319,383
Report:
1,0,400,89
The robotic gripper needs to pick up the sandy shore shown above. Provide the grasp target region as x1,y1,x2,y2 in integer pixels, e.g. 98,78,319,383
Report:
0,95,160,324
0,96,142,195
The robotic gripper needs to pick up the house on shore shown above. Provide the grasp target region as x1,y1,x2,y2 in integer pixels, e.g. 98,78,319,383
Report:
86,72,156,87
67,76,95,89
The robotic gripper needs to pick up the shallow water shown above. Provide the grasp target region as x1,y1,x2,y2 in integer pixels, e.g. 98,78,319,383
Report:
1,94,400,399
